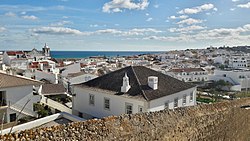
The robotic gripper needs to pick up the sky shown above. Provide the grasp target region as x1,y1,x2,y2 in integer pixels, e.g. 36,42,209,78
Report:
0,0,250,51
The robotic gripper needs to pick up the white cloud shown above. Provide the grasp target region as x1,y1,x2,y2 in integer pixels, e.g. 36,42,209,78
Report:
237,2,250,8
5,12,16,17
154,4,159,8
178,3,215,14
232,0,239,2
230,8,235,11
144,24,250,43
20,11,26,15
102,0,149,13
95,29,122,34
30,27,163,37
129,28,162,33
113,8,122,12
143,35,194,42
0,27,6,32
51,21,72,26
90,24,99,28
31,27,84,35
22,15,38,20
121,28,162,36
146,17,153,22
145,13,149,16
177,18,203,25
169,25,206,33
169,15,188,20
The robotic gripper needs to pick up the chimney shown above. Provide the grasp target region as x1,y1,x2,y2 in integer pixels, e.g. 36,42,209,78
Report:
121,73,131,93
148,76,158,90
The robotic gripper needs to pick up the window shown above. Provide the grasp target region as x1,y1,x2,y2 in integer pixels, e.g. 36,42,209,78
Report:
174,98,178,108
79,112,83,118
190,92,193,102
10,113,16,122
89,94,95,105
138,106,143,113
164,101,169,109
104,98,110,110
125,103,133,114
183,95,187,105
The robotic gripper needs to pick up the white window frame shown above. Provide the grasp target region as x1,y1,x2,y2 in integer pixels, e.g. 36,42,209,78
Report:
164,101,169,109
125,103,133,114
183,95,187,105
104,97,110,110
138,105,143,113
89,94,95,106
190,92,193,102
174,98,178,108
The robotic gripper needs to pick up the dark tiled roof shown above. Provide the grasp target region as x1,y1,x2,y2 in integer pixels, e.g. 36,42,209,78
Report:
169,68,205,73
0,72,42,88
79,66,195,101
41,84,67,95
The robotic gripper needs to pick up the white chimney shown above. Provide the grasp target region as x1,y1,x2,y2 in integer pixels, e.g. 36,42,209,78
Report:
148,76,158,90
121,73,131,93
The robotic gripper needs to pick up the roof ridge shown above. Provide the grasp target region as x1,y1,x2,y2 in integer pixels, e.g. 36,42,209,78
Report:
131,66,149,101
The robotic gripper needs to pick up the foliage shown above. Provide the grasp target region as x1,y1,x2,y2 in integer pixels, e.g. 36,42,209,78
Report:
197,97,215,103
34,103,52,118
18,116,34,124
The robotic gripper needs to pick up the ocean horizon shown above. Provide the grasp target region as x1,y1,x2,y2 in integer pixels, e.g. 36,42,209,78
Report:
51,51,164,59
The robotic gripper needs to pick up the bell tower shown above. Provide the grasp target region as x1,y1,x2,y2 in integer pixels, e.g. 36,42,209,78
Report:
42,43,50,57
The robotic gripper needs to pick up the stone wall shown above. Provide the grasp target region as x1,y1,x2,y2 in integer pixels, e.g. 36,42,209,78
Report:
1,98,250,141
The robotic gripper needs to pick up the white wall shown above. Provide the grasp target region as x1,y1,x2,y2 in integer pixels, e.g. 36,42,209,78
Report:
35,70,57,84
149,87,196,111
61,63,81,77
2,52,11,66
0,85,41,122
73,86,197,118
213,70,250,90
10,59,28,70
69,74,98,85
2,112,84,135
73,87,146,118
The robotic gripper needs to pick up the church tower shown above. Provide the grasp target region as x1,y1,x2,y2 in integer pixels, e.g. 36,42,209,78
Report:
121,73,131,93
42,43,50,57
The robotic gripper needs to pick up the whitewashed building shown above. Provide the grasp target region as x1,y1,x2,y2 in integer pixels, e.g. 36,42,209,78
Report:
211,69,250,91
228,55,248,69
2,51,29,70
0,72,42,123
167,68,209,82
61,63,81,77
73,66,196,119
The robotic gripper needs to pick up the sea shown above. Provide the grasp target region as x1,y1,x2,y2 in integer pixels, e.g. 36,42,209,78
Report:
51,51,164,59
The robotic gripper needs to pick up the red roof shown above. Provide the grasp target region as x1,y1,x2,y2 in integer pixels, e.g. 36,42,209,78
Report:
90,62,97,65
40,61,49,64
7,51,24,56
80,63,88,68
